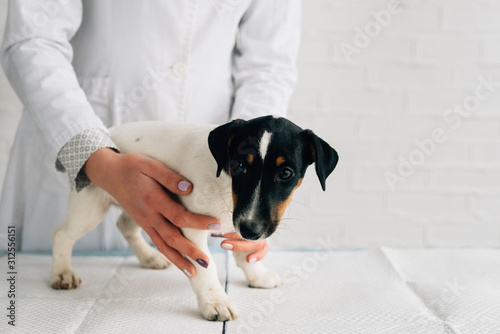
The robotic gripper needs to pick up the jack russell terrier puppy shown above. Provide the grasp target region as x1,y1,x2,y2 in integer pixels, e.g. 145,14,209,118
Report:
51,115,339,321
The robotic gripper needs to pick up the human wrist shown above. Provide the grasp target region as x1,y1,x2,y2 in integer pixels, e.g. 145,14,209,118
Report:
56,128,118,191
82,147,120,188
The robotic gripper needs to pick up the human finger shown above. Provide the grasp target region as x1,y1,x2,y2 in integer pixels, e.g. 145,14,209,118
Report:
147,227,197,278
143,157,194,196
246,240,269,263
154,194,221,231
153,218,211,270
220,239,269,263
210,231,239,239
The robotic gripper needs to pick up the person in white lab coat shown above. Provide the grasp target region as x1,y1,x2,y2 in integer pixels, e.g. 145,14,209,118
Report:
0,1,300,277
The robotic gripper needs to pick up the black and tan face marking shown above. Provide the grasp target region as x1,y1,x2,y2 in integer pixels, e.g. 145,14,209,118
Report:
247,154,254,165
275,177,302,223
208,116,339,241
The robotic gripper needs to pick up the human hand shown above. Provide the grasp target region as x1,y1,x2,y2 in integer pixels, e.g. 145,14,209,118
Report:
83,148,221,278
212,232,269,263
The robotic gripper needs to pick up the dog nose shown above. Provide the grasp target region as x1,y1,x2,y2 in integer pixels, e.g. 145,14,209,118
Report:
239,222,264,241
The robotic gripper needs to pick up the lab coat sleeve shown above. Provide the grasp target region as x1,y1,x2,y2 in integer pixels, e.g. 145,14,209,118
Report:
56,128,119,192
230,0,301,120
0,1,109,167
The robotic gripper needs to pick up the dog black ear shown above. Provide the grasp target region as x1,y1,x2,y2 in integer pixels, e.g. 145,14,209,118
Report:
208,119,244,177
302,130,339,191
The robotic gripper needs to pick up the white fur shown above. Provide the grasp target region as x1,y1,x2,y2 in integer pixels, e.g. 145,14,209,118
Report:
241,180,261,223
51,121,282,322
259,131,272,160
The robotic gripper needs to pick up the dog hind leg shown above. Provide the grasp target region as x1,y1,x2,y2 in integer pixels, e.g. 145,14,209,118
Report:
51,186,111,289
233,252,283,289
116,213,171,269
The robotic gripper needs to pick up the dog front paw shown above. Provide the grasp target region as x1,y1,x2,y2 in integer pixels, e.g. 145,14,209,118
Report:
51,269,82,290
248,269,283,289
138,251,171,269
199,295,239,321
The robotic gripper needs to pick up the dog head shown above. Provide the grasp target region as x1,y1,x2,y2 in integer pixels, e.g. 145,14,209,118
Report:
208,116,338,240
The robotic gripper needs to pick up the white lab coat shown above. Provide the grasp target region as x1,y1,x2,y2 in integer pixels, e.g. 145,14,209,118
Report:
0,0,300,251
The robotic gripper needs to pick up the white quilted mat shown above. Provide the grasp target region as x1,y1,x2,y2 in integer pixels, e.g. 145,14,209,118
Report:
0,253,227,334
1,248,500,333
226,248,500,334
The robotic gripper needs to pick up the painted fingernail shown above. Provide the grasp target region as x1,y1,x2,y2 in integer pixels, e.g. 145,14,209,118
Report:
178,180,191,192
208,223,222,231
196,258,208,268
221,243,233,250
182,268,193,278
248,257,257,264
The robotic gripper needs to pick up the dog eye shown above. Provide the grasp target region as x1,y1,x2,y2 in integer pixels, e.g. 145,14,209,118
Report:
278,167,294,181
231,161,247,175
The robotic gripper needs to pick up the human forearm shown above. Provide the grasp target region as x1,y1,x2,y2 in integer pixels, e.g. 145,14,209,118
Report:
56,129,118,191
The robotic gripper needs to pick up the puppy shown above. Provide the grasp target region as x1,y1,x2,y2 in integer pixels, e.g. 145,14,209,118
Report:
51,115,338,321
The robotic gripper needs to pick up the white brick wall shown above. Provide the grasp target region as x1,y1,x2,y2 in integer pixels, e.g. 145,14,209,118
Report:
282,0,500,249
0,0,499,249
